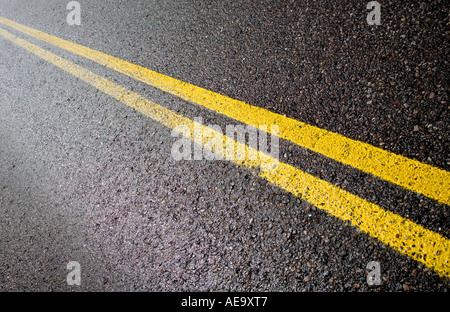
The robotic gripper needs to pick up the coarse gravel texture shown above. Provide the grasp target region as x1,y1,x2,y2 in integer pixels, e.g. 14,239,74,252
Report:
0,0,449,292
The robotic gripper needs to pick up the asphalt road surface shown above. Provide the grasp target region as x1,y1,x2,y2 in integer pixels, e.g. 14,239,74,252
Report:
0,0,449,292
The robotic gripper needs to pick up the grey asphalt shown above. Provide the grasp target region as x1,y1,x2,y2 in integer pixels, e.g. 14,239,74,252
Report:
0,0,448,291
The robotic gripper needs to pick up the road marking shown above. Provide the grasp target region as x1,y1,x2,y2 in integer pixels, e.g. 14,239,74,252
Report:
1,27,448,278
0,17,448,206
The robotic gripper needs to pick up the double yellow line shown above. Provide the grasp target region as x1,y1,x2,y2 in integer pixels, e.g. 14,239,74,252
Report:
0,17,448,277
1,16,448,207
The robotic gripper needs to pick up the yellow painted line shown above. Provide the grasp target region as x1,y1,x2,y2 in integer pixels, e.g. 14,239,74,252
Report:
1,27,449,278
0,17,448,206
